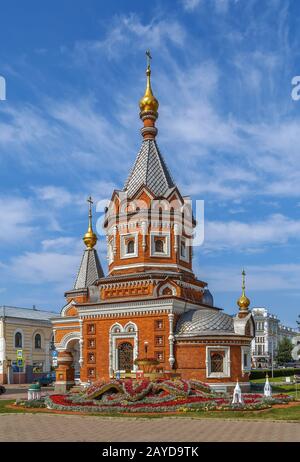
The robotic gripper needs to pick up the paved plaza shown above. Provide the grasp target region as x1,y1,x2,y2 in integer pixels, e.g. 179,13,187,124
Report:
0,413,299,442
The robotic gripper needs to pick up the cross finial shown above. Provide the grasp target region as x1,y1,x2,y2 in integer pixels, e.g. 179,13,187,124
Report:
146,49,152,68
242,269,246,293
87,196,93,217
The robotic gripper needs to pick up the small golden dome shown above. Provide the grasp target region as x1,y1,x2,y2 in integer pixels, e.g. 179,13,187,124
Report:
237,269,250,310
83,196,97,249
237,293,250,310
139,51,159,115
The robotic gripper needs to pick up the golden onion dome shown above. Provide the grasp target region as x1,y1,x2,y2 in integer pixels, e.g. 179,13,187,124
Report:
139,51,159,115
83,196,97,249
237,269,250,310
237,293,250,310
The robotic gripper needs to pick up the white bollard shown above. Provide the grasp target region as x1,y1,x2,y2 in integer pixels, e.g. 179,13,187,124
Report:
232,380,243,404
264,375,272,398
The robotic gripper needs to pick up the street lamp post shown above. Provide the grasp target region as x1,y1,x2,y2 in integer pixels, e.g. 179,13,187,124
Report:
271,336,274,379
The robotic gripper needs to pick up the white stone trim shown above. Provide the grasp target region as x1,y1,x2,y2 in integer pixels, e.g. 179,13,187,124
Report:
61,300,77,317
179,236,190,263
13,328,24,349
157,283,177,297
168,314,175,369
120,232,139,259
109,322,138,376
206,346,231,379
241,345,251,372
150,231,170,258
56,331,81,351
109,262,193,274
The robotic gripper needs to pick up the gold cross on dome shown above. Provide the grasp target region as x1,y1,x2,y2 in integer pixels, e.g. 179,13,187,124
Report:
146,49,152,68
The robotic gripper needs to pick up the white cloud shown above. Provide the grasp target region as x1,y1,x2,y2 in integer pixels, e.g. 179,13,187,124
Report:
9,251,80,284
198,263,300,293
0,197,35,244
33,186,74,208
73,14,186,62
41,237,79,252
204,214,300,252
181,0,202,12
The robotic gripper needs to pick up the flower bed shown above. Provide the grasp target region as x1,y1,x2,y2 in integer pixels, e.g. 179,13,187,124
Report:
42,378,294,414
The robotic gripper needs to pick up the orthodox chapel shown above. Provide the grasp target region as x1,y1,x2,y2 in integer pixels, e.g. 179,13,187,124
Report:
52,54,255,392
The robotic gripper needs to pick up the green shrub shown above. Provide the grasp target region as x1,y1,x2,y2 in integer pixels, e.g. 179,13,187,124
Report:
250,368,297,380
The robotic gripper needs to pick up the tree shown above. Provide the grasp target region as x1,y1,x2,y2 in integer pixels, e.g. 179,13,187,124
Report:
275,337,293,365
297,315,300,332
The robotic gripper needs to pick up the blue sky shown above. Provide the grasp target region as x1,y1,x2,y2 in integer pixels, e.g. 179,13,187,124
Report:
0,0,300,327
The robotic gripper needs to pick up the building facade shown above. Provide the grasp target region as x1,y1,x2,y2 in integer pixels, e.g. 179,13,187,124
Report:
0,306,56,384
52,55,255,393
251,307,298,368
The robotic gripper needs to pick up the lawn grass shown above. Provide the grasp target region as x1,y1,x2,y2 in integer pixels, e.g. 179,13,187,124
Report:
0,400,27,414
250,379,299,397
251,377,294,383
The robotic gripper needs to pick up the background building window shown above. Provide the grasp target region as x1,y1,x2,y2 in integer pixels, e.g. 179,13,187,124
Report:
15,332,22,348
50,334,55,350
34,333,42,349
33,361,43,373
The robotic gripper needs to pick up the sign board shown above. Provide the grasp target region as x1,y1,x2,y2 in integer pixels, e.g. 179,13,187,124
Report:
51,350,58,358
17,359,23,368
115,371,121,380
16,349,23,359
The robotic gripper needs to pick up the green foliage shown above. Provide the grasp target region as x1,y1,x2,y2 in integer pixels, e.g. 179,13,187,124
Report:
276,337,293,365
250,368,297,380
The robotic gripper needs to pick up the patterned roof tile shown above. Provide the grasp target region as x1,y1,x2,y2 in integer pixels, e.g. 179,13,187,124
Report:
123,139,175,198
74,248,104,290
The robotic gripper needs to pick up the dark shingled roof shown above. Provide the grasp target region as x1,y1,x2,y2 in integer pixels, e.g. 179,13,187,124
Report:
175,309,235,336
74,248,104,289
123,139,175,198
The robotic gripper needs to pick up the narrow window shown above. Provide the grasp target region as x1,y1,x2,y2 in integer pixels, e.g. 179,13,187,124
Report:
180,240,186,258
155,239,164,253
127,240,135,254
15,332,22,348
34,333,42,349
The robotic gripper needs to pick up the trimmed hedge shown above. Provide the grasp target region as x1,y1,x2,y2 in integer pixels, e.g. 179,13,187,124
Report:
250,368,298,380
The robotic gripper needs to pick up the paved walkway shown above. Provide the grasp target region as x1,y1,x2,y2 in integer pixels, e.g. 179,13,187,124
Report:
0,414,299,442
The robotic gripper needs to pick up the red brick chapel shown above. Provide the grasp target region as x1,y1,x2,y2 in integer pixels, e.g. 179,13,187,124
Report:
52,53,255,393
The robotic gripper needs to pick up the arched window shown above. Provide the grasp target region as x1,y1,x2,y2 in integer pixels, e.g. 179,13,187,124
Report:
127,240,135,254
34,333,42,349
155,239,164,253
210,353,224,373
15,332,22,348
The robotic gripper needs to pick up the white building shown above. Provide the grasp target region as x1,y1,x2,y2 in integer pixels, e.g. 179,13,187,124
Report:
251,307,298,368
0,306,56,384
